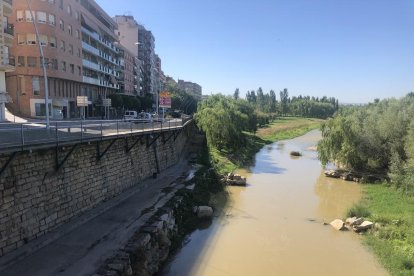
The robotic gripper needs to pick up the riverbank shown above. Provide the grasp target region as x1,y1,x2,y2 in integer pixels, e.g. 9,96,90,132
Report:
209,117,323,174
352,183,414,275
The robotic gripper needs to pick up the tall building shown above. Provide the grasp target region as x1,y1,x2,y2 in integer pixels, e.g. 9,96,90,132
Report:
137,24,155,96
114,15,162,110
6,0,120,119
113,15,141,96
0,0,14,121
177,79,202,101
117,44,136,96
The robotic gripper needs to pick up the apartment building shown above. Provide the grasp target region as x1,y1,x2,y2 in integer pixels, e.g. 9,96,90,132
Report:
177,79,202,101
137,24,155,96
117,44,136,96
0,0,14,121
6,0,120,119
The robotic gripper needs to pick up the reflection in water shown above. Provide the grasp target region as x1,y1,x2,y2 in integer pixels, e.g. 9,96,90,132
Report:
163,130,387,276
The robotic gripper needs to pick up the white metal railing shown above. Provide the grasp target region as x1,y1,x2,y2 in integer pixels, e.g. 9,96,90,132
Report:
0,118,190,151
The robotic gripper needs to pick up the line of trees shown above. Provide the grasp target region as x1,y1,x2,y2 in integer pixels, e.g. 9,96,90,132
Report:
318,93,414,195
243,88,338,119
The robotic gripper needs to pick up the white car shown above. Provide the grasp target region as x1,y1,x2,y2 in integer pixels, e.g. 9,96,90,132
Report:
124,110,138,121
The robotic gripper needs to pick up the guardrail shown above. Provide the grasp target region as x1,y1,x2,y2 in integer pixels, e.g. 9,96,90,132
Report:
0,118,188,152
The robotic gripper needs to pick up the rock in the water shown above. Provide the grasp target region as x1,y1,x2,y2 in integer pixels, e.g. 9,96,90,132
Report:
290,151,302,157
330,219,347,231
353,221,374,232
196,206,213,218
226,174,247,186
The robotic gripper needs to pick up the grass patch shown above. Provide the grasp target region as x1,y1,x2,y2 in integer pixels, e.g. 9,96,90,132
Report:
256,117,323,142
209,117,323,174
347,203,371,218
356,183,414,275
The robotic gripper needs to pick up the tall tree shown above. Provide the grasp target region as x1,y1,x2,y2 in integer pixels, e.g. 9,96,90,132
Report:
269,90,277,113
234,88,240,100
280,88,289,116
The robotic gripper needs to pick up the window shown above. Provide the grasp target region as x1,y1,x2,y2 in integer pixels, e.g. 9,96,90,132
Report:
78,66,81,76
70,64,74,74
42,57,49,69
17,10,24,22
59,19,64,30
60,40,65,51
75,11,79,21
39,34,48,46
68,25,72,35
35,103,52,116
37,11,47,23
59,0,63,9
77,48,81,57
61,61,66,71
68,44,73,54
25,10,34,22
32,77,40,95
17,34,25,45
51,58,58,70
75,30,80,39
48,0,55,3
27,33,37,45
28,56,37,67
48,14,55,26
49,36,57,48
18,56,25,67
67,5,72,15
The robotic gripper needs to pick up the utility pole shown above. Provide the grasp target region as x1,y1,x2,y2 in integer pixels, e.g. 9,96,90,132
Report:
26,0,50,128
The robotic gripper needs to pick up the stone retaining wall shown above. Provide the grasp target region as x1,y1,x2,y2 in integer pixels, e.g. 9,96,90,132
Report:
0,126,191,257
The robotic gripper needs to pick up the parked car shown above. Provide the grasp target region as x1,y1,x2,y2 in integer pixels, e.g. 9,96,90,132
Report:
138,112,153,122
124,110,138,121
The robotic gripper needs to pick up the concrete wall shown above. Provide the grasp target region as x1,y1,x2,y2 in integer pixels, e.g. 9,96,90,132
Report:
0,127,190,257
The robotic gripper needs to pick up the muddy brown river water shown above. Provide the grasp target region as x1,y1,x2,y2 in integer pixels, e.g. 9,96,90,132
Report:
163,130,388,276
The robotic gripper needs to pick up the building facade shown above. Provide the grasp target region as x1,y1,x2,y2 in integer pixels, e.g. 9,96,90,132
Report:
6,0,120,119
177,79,202,101
0,0,14,120
117,44,136,96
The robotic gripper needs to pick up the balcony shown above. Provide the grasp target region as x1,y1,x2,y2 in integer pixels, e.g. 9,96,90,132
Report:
0,53,15,71
82,59,100,71
3,23,14,36
81,41,99,55
81,27,100,41
83,76,100,85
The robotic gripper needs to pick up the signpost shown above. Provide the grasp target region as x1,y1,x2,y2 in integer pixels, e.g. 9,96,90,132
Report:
77,96,88,119
102,98,111,120
159,91,171,122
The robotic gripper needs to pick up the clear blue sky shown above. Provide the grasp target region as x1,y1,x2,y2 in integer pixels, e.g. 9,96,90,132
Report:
96,0,414,103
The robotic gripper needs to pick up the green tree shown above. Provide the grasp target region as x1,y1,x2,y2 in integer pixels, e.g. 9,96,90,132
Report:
234,88,240,100
280,88,289,116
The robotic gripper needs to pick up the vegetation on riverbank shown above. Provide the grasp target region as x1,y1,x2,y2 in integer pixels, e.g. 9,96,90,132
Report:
208,117,323,174
348,183,414,275
317,93,414,275
195,93,332,174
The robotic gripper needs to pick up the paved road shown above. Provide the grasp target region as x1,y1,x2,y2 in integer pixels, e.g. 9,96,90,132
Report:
0,157,194,276
0,119,184,152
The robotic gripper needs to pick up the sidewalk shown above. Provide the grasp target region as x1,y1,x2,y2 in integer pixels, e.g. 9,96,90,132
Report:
0,158,193,276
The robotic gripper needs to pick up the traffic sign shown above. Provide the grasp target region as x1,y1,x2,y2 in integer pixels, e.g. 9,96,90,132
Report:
77,96,88,107
159,91,171,108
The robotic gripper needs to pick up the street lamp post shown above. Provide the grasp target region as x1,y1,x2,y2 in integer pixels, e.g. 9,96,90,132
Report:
26,0,50,129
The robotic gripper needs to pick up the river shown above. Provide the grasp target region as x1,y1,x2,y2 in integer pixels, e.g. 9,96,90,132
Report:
162,130,387,276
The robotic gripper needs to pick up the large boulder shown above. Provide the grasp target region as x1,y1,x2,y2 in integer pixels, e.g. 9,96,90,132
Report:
330,219,347,231
346,217,364,226
196,206,213,218
353,221,374,232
